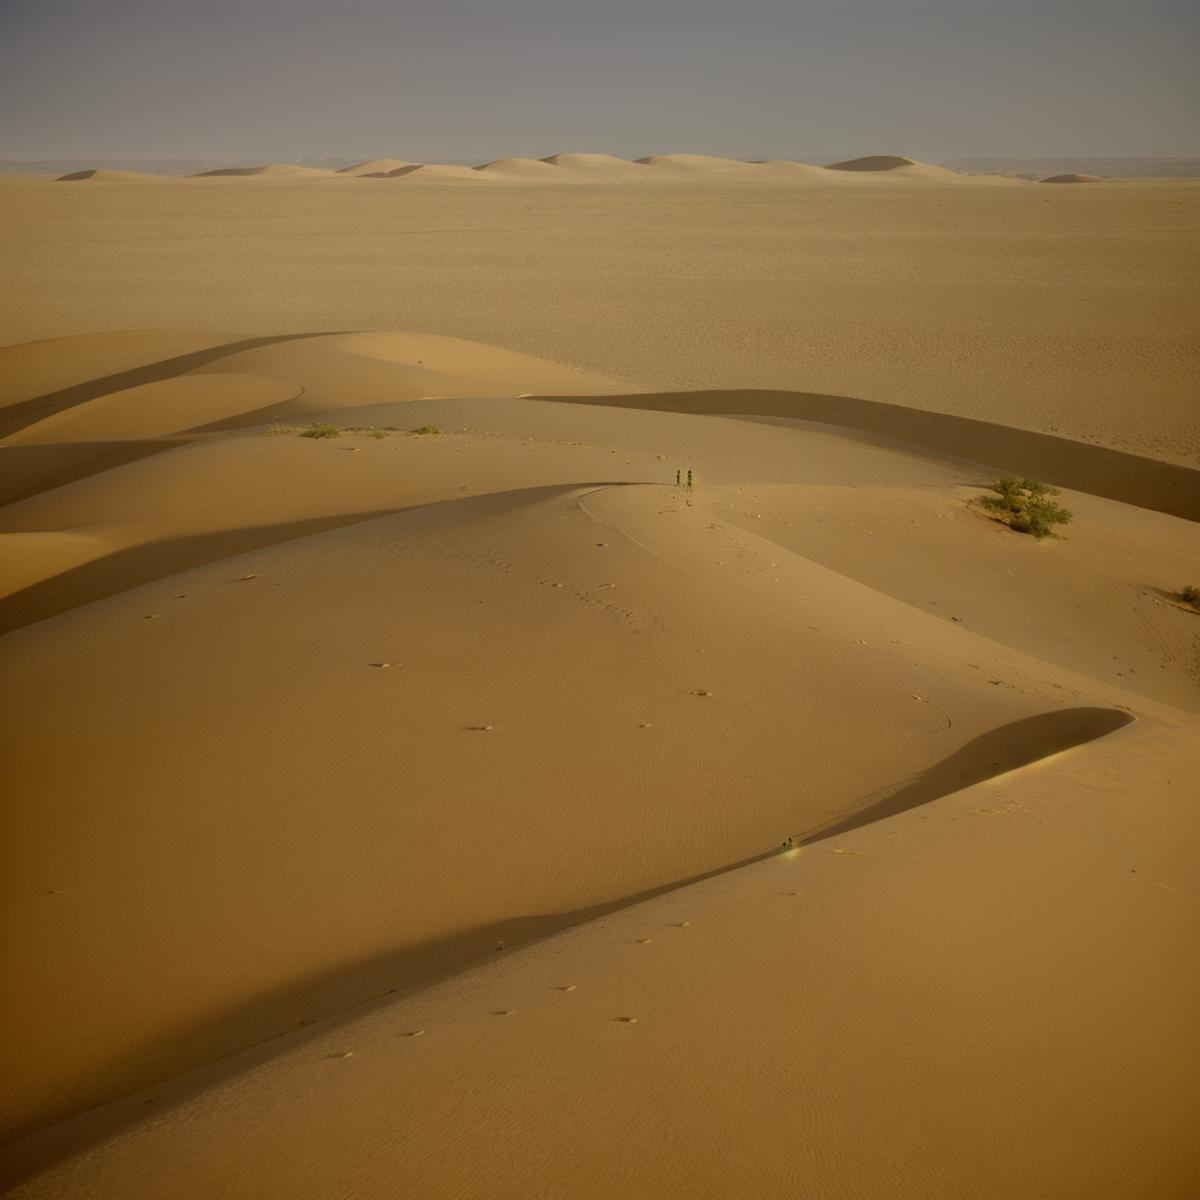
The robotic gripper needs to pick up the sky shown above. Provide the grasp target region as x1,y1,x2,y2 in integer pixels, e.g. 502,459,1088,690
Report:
0,0,1196,163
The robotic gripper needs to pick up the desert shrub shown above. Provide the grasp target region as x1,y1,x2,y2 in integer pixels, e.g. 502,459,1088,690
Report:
264,424,292,436
299,422,340,439
410,425,441,436
366,428,386,439
979,477,1072,539
1181,585,1200,608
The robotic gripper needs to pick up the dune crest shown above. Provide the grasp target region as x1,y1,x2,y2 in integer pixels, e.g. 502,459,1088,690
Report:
1040,172,1111,183
190,164,334,178
54,168,163,183
336,158,412,176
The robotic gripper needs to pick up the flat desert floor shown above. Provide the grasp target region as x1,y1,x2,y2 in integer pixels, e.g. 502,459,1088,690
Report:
1,167,1198,1198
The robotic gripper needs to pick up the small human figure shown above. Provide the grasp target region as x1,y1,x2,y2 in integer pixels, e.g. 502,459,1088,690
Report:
687,468,693,489
676,469,681,486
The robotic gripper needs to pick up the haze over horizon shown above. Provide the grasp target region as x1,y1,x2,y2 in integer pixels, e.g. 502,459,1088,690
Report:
2,0,1197,163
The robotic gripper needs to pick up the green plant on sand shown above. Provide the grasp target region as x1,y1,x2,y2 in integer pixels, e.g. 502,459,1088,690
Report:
1180,585,1200,609
979,477,1073,540
298,423,340,439
410,425,441,436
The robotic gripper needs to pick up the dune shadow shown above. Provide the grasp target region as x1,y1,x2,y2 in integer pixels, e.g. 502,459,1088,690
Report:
532,390,1200,521
0,332,342,439
799,706,1135,845
0,509,400,635
0,439,195,506
0,705,1135,1181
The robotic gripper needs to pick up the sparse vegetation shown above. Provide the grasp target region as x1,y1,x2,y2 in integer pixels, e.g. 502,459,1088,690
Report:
264,424,292,436
411,425,441,436
298,422,340,439
1180,585,1200,609
979,476,1073,540
345,425,397,438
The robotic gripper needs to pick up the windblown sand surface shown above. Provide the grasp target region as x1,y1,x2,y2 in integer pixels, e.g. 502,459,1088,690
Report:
0,167,1198,1198
1,169,1197,464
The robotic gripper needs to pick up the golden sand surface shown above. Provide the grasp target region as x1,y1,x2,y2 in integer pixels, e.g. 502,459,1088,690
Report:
0,167,1198,1198
1,169,1197,464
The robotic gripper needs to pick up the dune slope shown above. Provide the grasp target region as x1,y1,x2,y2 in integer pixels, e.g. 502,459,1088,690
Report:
1,331,1197,1198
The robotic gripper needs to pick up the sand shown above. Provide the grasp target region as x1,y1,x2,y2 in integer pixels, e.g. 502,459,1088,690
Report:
2,169,1196,465
0,164,1198,1199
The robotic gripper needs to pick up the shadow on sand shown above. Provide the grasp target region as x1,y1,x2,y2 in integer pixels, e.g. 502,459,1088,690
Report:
0,706,1134,1183
534,389,1200,522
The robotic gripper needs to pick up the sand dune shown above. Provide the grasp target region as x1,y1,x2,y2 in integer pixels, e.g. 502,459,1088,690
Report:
13,175,1195,467
637,153,758,172
2,154,1199,1199
54,169,163,184
0,333,1197,1173
190,164,335,178
540,152,645,175
384,163,494,181
335,158,412,176
1040,172,1110,183
475,156,559,177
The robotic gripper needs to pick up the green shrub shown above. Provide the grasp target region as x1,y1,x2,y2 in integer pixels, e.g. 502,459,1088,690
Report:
1181,585,1200,608
366,428,386,440
410,425,441,436
264,424,292,436
979,477,1073,540
299,422,340,439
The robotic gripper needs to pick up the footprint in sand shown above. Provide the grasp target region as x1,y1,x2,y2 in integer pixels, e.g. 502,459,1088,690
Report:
615,1016,639,1024
638,937,653,944
691,689,713,698
328,1051,355,1059
143,614,159,620
466,724,495,732
369,662,396,669
493,1009,517,1017
399,1030,426,1038
673,921,690,928
552,984,577,992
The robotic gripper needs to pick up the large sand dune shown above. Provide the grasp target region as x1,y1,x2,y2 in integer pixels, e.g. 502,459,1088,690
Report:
0,328,1197,1199
1,154,1198,1198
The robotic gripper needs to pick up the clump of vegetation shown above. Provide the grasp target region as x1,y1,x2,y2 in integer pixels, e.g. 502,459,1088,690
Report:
298,422,340,439
345,425,397,438
410,425,441,436
264,424,292,436
979,477,1073,539
1180,585,1200,609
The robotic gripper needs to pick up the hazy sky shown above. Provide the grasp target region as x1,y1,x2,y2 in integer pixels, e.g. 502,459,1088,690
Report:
1,1,1196,162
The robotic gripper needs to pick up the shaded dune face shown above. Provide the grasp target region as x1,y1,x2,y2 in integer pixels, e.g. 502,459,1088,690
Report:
824,154,919,171
189,164,334,178
1039,173,1109,183
54,169,162,183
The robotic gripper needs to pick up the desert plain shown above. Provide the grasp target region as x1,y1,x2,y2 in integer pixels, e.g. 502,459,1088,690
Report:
0,155,1198,1198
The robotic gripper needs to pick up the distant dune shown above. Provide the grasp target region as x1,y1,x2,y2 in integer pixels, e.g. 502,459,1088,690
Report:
54,168,162,183
1039,173,1111,184
384,163,494,181
637,153,757,172
190,164,335,178
541,152,644,175
336,158,412,176
475,156,559,177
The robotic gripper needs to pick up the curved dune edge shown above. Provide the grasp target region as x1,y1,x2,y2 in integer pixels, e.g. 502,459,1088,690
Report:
533,390,1200,521
5,703,1188,1200
0,701,1138,1172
